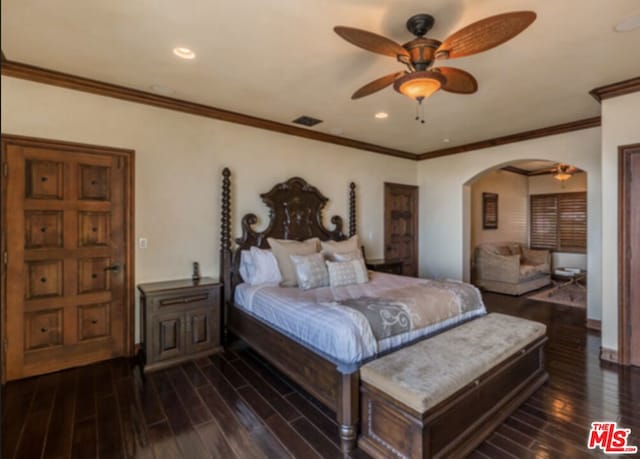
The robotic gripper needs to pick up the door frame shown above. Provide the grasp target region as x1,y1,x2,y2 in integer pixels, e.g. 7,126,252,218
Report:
1,134,135,381
618,143,640,366
384,182,419,276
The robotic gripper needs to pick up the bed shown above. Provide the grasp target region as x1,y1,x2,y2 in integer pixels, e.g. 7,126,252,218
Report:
219,169,485,453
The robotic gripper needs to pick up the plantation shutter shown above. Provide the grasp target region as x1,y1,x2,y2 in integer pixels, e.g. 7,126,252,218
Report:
530,195,558,250
530,192,587,252
558,192,587,251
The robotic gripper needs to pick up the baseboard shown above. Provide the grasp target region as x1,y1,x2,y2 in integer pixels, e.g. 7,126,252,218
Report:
600,347,619,363
586,319,601,331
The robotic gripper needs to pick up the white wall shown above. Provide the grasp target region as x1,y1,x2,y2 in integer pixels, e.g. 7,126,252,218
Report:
529,172,588,270
418,128,602,321
470,170,528,250
601,91,640,351
1,76,417,341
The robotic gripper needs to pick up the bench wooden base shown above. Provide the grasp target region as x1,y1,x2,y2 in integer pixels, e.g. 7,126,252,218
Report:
358,336,548,459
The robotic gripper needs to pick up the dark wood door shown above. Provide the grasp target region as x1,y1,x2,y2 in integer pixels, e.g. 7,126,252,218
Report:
2,136,133,380
620,144,640,367
384,182,419,277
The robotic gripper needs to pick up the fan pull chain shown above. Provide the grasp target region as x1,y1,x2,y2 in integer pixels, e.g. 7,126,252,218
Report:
415,98,425,124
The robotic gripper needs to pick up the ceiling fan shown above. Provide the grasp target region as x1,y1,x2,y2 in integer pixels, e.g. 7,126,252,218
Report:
531,163,580,182
334,11,536,120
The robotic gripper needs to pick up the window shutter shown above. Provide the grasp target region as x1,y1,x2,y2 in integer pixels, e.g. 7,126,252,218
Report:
558,192,587,251
530,195,558,250
530,192,587,253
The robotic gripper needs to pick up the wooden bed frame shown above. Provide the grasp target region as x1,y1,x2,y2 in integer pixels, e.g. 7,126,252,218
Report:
219,169,548,455
219,168,360,453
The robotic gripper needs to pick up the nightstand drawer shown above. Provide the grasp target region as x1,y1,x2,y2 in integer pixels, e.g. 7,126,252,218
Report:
149,287,218,312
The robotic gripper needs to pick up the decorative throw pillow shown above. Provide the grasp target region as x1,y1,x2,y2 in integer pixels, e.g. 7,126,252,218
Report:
289,253,329,290
507,243,522,256
330,249,364,262
267,237,320,287
249,247,282,285
320,235,360,258
326,259,369,287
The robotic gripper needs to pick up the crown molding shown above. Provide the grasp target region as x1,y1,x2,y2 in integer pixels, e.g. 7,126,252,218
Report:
417,117,601,161
1,56,613,163
0,59,416,160
589,76,640,102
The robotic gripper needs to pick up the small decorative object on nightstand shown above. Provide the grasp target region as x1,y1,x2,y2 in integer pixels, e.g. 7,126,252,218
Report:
138,277,222,372
192,261,201,282
366,258,404,275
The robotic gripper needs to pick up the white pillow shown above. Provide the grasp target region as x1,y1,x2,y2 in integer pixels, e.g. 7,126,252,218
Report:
239,250,255,283
326,259,368,287
250,247,282,285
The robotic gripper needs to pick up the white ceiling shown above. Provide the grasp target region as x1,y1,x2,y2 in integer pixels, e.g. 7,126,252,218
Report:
2,0,640,154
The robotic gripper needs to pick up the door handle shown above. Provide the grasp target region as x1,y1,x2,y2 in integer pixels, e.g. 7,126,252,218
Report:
104,264,121,273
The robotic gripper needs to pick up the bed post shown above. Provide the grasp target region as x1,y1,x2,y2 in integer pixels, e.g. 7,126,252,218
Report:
220,167,232,346
349,182,356,237
338,371,359,453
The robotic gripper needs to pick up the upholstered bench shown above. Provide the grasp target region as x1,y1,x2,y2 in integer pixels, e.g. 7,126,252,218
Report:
358,313,548,459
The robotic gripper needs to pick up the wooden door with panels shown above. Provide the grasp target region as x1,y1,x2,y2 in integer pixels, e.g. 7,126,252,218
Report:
384,182,419,277
1,135,134,381
619,143,640,367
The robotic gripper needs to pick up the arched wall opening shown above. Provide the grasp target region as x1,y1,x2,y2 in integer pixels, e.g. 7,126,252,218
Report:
417,127,601,322
463,159,588,296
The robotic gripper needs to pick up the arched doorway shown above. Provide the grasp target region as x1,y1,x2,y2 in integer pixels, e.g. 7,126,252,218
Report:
463,160,590,311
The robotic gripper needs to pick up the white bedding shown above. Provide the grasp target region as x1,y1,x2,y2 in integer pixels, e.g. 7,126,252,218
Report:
234,272,486,372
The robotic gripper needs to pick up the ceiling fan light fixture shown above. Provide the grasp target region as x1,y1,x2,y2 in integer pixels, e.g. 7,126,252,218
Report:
553,164,574,182
554,172,572,182
393,71,446,101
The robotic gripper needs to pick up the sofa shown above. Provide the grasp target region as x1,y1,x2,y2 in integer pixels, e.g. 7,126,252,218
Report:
474,242,551,295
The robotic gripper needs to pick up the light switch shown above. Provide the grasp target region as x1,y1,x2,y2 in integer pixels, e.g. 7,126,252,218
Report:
138,238,148,249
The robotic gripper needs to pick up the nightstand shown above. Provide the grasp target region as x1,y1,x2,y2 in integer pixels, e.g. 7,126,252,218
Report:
366,258,404,275
138,277,222,372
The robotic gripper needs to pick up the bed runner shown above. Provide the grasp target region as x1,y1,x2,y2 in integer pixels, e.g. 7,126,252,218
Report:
334,280,484,341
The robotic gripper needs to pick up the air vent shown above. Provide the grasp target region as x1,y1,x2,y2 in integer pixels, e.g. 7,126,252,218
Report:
292,116,323,127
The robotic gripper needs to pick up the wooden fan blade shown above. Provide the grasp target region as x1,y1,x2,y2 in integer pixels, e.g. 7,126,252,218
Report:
352,72,405,99
437,11,536,59
435,67,478,94
335,26,409,58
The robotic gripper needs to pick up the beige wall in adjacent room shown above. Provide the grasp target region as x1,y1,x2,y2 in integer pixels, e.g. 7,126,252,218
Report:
470,170,529,250
600,91,640,352
417,128,602,322
1,76,417,342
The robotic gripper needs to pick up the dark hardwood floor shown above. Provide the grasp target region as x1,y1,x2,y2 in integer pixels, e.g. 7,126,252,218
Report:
2,293,639,458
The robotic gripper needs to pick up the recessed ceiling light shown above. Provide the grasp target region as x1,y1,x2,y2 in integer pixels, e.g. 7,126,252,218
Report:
375,112,389,119
150,84,175,96
173,47,196,59
443,138,450,143
614,14,640,32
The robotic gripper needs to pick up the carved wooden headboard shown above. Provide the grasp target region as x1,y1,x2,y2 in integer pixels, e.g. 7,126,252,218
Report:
219,168,356,307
